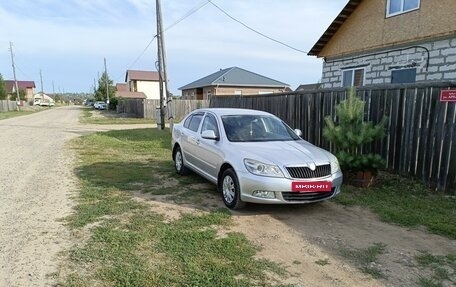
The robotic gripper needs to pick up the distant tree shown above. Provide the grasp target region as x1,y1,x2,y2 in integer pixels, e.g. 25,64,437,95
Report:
19,89,26,101
95,72,115,103
0,73,7,100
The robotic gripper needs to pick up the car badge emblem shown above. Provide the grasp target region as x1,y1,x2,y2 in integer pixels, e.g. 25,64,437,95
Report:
308,163,316,171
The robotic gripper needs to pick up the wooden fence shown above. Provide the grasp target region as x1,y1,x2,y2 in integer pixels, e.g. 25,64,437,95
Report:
117,99,209,121
0,100,17,112
210,82,456,193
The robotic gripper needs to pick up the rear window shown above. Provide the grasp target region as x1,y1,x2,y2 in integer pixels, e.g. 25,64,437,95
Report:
184,113,204,132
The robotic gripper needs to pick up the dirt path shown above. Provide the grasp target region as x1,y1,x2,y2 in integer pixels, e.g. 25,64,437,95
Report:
0,106,454,286
0,107,154,287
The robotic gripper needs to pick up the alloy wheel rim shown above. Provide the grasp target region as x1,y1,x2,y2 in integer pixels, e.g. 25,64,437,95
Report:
176,152,182,171
222,176,235,203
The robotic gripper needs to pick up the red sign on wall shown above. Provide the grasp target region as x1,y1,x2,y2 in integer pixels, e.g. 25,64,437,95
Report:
440,90,456,102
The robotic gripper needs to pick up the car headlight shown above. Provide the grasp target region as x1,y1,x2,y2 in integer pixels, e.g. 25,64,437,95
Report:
244,159,284,178
330,156,340,174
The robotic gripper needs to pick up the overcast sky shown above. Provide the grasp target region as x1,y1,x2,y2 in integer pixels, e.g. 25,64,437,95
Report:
0,0,347,94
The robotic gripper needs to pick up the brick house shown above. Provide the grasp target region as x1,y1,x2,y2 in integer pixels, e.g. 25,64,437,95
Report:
179,67,289,100
308,0,456,88
5,80,36,102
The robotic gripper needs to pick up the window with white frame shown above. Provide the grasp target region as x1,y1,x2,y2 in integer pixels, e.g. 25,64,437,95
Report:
387,0,420,17
206,91,212,100
342,68,364,87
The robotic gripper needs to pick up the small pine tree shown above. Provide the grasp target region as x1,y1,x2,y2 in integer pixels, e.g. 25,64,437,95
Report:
323,88,388,173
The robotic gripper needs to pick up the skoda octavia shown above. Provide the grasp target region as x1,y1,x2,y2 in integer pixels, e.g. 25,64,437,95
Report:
171,108,342,209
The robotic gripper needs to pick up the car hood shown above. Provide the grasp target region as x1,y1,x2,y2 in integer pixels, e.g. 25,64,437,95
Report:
232,140,332,167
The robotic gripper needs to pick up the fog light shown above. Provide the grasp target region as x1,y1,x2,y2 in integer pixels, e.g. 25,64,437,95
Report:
252,190,276,199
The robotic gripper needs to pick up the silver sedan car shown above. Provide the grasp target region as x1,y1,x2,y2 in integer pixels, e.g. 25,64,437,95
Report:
172,108,342,209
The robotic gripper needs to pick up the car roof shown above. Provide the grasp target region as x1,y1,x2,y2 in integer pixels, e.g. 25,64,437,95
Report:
193,108,273,117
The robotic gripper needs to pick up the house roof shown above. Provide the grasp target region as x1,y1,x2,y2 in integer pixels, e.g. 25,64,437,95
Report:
295,83,321,91
4,80,36,93
116,91,147,99
125,70,160,82
116,83,128,92
308,0,363,56
179,67,289,90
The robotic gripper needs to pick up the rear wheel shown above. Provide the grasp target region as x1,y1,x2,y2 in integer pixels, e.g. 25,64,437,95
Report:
174,147,188,175
219,168,245,209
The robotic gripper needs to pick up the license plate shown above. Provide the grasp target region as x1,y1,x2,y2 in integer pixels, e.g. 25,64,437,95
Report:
291,181,332,192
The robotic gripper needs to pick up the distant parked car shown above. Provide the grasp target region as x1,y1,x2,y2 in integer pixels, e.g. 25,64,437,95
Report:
93,101,107,110
171,108,343,209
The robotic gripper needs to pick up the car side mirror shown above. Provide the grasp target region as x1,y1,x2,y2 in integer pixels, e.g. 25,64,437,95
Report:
294,129,303,137
201,130,219,140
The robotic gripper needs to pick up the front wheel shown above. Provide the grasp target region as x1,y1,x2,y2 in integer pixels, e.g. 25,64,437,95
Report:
174,146,189,175
219,168,245,209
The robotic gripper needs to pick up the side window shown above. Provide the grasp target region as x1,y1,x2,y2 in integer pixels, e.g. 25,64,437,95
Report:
201,114,219,138
183,115,193,129
387,0,420,17
342,68,364,87
391,68,416,84
188,114,203,132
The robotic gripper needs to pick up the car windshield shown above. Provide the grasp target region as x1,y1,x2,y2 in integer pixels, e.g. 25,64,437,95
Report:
222,114,300,142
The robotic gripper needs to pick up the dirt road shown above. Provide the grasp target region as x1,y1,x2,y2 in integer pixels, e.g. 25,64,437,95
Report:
0,106,454,287
0,107,153,287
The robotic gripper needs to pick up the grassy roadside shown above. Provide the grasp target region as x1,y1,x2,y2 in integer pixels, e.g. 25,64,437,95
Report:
0,110,38,120
60,128,289,286
336,173,456,285
79,108,154,125
59,123,455,286
335,173,456,240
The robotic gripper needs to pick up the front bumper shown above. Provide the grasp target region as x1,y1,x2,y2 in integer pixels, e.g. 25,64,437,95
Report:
237,170,343,204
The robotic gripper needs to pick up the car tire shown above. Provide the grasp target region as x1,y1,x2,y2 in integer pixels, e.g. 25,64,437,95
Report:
174,146,189,175
219,168,245,210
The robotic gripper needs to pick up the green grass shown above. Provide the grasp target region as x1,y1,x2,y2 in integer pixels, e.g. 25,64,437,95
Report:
338,243,387,279
60,127,290,286
336,173,456,239
0,110,37,120
415,251,456,287
79,108,154,125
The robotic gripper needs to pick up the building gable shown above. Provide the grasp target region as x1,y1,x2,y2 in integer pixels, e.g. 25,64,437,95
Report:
309,0,456,59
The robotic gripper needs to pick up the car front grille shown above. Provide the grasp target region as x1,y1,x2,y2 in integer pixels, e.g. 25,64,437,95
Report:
285,164,331,179
282,187,335,202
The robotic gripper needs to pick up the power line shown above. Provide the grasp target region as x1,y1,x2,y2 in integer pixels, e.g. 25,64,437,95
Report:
118,0,210,82
208,0,307,54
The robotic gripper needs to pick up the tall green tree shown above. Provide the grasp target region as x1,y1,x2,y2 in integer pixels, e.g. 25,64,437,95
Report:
19,89,26,101
0,73,8,100
94,71,115,102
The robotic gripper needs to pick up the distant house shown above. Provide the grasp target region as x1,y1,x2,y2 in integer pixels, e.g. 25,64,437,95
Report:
116,83,128,92
115,82,146,99
125,70,162,100
5,80,36,102
179,67,289,100
295,83,321,91
308,0,456,88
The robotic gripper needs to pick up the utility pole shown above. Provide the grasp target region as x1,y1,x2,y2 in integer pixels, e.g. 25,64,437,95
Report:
104,58,109,107
52,80,55,100
40,69,44,103
9,41,20,110
156,0,170,130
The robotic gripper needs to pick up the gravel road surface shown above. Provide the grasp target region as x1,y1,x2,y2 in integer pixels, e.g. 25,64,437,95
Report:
0,106,152,287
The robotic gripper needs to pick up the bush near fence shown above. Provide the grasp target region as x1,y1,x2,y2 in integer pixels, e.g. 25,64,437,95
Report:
210,81,456,193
